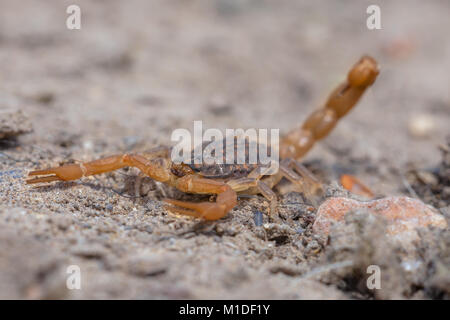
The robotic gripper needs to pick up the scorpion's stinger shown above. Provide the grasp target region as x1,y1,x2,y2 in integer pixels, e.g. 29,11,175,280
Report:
280,55,379,160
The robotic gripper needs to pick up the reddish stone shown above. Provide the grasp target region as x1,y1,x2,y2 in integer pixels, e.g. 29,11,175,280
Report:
313,196,447,236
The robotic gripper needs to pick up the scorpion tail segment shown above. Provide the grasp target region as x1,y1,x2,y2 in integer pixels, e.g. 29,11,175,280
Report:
26,164,84,184
280,55,379,160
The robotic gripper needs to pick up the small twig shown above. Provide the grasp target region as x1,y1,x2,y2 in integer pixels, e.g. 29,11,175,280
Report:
395,167,420,199
401,175,420,199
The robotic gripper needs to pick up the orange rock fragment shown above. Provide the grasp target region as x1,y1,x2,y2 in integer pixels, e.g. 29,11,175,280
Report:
313,196,447,236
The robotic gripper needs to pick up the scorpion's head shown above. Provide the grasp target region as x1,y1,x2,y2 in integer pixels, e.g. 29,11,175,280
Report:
170,162,195,178
138,157,196,187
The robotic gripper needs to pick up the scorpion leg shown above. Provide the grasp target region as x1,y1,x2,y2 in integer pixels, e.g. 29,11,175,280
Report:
280,56,379,160
278,160,321,206
227,177,278,213
256,180,278,213
26,154,171,184
259,159,322,206
285,159,323,196
164,176,237,221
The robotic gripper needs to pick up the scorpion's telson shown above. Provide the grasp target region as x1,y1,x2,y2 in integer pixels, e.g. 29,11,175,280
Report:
26,56,379,221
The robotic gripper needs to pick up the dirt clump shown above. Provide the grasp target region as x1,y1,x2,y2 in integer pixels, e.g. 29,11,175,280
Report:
408,137,450,209
314,209,449,299
0,109,32,140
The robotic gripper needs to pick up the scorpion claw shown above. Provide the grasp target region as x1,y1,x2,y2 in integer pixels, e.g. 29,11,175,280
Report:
26,164,84,185
26,174,62,184
164,198,227,220
163,203,199,218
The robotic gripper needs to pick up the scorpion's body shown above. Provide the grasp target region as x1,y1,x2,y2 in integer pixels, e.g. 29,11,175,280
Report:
27,56,379,220
186,137,268,179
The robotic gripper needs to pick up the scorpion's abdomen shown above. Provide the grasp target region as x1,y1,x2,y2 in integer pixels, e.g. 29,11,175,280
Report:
187,137,268,178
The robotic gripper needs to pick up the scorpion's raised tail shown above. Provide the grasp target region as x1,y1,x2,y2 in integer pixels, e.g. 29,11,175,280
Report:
280,55,379,160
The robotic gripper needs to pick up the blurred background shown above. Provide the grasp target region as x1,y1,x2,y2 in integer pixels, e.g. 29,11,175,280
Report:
1,0,448,165
0,0,448,299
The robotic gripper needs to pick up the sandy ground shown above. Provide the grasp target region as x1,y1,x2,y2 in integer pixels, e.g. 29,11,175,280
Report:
0,0,449,299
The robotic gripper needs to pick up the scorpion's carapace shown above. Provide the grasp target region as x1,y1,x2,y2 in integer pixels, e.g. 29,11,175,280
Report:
27,56,379,220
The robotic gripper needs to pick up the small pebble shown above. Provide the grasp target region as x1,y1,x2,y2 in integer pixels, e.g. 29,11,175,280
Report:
408,114,435,138
54,216,72,231
253,210,264,227
83,140,93,150
0,109,32,139
296,227,305,234
71,244,106,259
34,92,54,104
415,171,439,186
123,136,141,150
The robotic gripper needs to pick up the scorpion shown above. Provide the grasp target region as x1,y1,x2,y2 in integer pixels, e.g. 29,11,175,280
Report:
26,56,379,221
